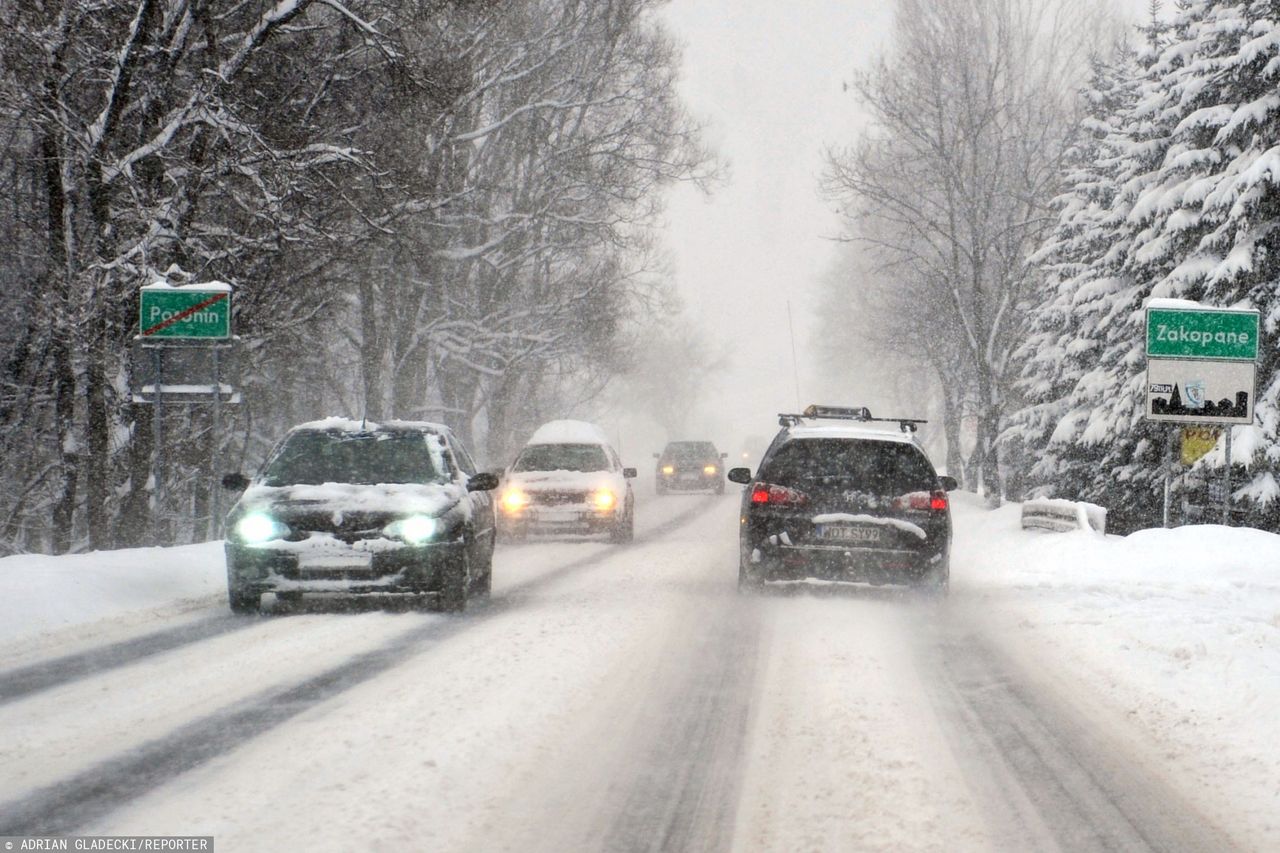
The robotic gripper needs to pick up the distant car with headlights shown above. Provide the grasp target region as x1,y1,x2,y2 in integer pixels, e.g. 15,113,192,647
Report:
729,405,955,594
221,418,498,614
654,440,726,495
498,420,636,542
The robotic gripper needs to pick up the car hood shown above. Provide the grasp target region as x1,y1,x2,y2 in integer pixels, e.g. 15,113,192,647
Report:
231,481,467,522
503,470,624,492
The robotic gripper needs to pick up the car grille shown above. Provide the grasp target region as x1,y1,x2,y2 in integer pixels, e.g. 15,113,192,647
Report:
529,489,590,506
283,511,398,543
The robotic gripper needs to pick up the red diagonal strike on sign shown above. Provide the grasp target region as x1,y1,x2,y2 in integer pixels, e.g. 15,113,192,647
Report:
142,292,229,337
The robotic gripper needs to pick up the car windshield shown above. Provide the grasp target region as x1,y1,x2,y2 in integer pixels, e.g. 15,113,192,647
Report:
761,439,937,496
513,443,609,473
259,431,447,486
665,441,717,460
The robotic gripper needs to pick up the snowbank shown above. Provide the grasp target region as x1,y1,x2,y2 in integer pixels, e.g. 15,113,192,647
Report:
0,542,225,649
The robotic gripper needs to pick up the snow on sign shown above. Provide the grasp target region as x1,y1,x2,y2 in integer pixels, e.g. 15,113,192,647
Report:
139,282,231,339
1145,303,1259,425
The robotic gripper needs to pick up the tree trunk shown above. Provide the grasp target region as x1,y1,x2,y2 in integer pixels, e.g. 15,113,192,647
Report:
84,343,110,549
50,339,79,554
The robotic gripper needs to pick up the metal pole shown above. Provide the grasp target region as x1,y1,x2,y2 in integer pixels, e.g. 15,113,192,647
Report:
786,300,802,410
152,346,165,543
1222,427,1233,525
211,345,222,539
1162,428,1174,528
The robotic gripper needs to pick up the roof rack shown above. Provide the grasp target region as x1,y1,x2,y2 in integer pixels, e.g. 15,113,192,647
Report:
778,404,928,434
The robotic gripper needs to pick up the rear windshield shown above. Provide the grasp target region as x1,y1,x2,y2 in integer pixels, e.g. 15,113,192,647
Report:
513,443,609,473
760,439,937,495
664,441,718,459
260,431,447,486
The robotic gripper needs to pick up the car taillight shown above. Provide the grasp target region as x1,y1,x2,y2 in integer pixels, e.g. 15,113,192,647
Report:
930,491,948,511
893,491,932,511
750,483,809,507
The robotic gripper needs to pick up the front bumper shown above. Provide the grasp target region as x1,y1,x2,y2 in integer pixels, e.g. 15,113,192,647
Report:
226,539,464,595
499,504,620,535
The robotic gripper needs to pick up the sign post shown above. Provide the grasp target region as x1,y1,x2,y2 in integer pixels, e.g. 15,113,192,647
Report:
133,282,237,541
1145,303,1259,526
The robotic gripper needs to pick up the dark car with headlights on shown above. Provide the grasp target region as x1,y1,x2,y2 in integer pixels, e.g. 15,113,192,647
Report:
221,418,498,614
729,406,956,594
654,440,726,495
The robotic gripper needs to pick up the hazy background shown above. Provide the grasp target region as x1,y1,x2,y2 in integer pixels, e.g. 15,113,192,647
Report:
640,0,1155,464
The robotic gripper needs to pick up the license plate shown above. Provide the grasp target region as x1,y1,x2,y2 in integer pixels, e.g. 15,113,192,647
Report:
818,525,881,543
298,552,373,570
538,509,579,523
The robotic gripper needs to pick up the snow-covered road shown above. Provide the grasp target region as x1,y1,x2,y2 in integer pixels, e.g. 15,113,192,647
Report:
0,492,1269,851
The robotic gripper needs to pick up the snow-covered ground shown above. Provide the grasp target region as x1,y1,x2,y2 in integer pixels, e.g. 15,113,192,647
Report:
950,492,1280,846
0,489,1276,849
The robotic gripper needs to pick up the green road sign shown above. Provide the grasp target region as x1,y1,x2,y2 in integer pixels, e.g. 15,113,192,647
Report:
1146,307,1258,360
139,288,231,339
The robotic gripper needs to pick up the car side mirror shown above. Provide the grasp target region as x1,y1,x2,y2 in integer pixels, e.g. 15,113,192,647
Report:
622,467,637,479
727,467,752,484
468,472,500,492
652,453,660,459
939,475,958,491
221,473,250,491
720,452,728,459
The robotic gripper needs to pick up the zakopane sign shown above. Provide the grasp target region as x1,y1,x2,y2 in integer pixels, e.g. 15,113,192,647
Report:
1145,304,1258,426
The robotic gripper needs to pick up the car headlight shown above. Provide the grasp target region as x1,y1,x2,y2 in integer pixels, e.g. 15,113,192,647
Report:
661,465,674,475
383,515,439,544
593,489,616,510
234,512,290,544
501,489,529,513
703,465,717,475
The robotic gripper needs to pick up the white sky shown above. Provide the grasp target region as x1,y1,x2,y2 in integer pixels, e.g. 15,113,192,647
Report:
654,0,1155,454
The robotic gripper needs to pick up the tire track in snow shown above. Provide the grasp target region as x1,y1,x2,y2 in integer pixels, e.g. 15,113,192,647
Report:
0,616,250,706
597,596,763,853
920,617,1242,852
0,496,723,836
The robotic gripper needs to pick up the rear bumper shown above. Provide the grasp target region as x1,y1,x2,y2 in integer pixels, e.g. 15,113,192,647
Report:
225,540,464,594
658,473,721,491
745,541,946,585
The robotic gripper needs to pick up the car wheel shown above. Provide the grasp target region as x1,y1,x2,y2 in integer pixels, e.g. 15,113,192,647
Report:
610,505,635,543
655,481,667,496
737,552,763,592
472,535,494,599
438,552,470,613
917,558,950,598
228,584,261,614
715,482,726,495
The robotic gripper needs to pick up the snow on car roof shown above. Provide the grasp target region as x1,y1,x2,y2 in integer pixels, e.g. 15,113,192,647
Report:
289,417,450,434
782,423,917,444
526,419,610,446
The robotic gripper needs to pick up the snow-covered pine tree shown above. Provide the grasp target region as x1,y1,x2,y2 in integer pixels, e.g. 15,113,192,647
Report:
1024,1,1280,529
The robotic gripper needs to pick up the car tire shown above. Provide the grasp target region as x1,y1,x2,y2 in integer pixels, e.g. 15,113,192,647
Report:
472,535,494,599
715,482,726,495
917,558,950,597
737,553,763,592
610,505,635,544
228,584,260,614
655,481,667,496
439,552,470,613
